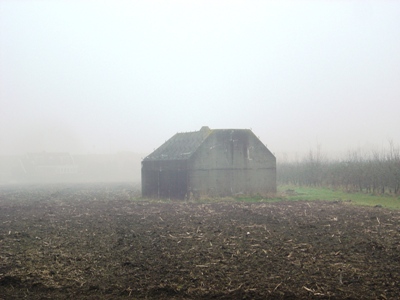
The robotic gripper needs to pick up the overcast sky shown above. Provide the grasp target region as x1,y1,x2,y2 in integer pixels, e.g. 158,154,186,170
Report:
1,1,399,159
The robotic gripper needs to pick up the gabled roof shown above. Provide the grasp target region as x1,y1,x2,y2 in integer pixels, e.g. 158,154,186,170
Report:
144,126,212,161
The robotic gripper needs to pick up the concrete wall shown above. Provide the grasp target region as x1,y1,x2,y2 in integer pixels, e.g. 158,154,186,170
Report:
141,160,188,199
188,130,276,198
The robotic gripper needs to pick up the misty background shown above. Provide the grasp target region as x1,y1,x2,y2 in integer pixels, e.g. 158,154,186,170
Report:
1,1,400,183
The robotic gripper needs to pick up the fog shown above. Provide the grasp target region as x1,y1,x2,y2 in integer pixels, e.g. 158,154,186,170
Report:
1,1,400,167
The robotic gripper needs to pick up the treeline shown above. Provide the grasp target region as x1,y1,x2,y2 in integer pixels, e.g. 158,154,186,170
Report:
277,144,400,195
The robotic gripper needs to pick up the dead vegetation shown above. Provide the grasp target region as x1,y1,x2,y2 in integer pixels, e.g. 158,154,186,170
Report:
1,183,400,299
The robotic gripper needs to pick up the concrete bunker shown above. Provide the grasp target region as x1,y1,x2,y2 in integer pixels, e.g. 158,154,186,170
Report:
142,126,276,199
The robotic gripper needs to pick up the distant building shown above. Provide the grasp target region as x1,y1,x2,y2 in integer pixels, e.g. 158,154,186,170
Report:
21,152,78,177
0,152,143,184
142,126,276,199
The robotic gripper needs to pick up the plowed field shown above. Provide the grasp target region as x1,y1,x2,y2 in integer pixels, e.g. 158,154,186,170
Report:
1,183,400,299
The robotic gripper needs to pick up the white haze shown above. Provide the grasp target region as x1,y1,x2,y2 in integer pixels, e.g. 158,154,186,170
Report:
1,0,399,160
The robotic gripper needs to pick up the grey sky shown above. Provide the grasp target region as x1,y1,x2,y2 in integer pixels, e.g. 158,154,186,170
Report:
1,1,399,159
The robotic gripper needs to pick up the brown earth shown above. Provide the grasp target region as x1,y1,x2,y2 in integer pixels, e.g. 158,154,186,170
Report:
1,183,400,299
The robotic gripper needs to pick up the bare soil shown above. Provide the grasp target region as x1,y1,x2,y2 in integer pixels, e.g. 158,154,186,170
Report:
1,183,400,299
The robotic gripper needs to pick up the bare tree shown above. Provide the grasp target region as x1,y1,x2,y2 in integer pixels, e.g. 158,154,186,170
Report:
277,143,400,195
